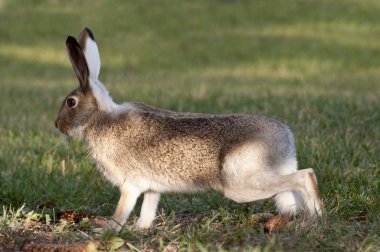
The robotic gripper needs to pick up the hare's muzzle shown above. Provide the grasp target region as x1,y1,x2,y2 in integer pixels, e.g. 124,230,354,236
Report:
55,118,68,134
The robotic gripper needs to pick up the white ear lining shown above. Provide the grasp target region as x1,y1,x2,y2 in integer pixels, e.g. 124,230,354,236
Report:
79,29,120,112
83,38,101,80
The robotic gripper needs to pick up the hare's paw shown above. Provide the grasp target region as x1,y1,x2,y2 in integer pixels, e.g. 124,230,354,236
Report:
136,217,153,229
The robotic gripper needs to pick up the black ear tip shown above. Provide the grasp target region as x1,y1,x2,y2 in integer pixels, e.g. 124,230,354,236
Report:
66,36,78,45
83,27,95,41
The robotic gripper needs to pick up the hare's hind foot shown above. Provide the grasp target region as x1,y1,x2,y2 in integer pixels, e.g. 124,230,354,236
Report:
274,168,322,218
223,168,322,220
303,168,323,218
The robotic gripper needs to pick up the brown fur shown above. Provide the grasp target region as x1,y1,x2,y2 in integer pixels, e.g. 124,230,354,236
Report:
308,171,320,198
81,104,292,190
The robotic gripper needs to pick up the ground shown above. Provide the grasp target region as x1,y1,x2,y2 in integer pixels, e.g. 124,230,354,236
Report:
0,0,379,251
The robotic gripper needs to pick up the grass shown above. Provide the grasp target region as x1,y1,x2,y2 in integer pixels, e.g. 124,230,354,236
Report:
0,0,379,251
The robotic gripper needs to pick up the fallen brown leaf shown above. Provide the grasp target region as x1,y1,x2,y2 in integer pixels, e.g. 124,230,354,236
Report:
264,215,291,233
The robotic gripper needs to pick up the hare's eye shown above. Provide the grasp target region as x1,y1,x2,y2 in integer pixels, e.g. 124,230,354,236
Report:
66,97,77,108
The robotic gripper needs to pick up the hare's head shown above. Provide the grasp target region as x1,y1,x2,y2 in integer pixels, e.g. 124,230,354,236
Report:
55,28,116,138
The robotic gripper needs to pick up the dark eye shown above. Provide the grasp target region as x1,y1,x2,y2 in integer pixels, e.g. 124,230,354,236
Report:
66,97,77,108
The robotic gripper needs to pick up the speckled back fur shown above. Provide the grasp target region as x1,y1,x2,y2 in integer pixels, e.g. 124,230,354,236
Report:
85,102,294,189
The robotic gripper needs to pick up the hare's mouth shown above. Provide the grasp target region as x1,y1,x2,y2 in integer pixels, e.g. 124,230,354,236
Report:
56,121,87,139
55,119,69,135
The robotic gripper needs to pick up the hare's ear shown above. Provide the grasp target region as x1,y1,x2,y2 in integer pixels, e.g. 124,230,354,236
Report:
66,36,90,92
79,27,100,80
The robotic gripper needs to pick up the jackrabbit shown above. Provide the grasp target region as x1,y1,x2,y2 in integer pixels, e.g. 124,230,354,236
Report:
55,28,322,230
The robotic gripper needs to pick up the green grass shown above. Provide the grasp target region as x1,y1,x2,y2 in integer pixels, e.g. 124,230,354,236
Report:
0,0,379,251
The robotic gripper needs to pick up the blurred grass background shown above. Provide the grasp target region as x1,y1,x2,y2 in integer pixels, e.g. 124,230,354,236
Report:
0,0,379,250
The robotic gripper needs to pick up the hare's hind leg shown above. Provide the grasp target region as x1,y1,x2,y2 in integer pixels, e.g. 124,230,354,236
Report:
136,191,161,229
273,159,303,217
274,190,303,217
223,168,322,218
300,168,323,218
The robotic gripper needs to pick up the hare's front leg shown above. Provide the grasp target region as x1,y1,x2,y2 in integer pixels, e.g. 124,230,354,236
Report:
136,191,161,229
108,183,141,231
